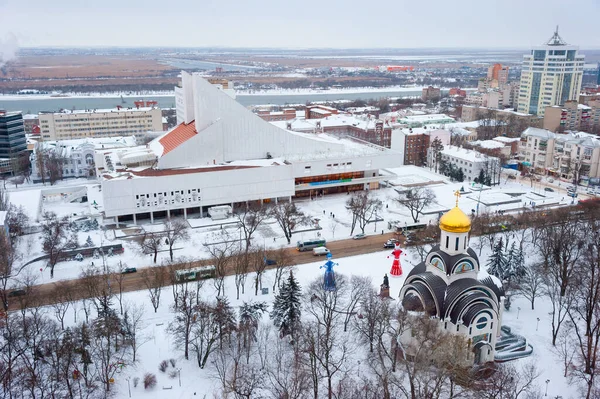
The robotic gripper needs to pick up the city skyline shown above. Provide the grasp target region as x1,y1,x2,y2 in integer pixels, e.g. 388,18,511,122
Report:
1,0,599,49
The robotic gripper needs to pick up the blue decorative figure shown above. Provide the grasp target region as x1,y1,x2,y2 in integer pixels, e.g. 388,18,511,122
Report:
320,253,338,291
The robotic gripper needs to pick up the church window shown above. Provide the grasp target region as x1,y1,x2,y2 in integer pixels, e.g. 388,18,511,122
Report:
476,316,488,330
455,237,459,251
444,321,448,329
446,236,449,248
430,256,445,272
469,327,472,334
454,260,474,274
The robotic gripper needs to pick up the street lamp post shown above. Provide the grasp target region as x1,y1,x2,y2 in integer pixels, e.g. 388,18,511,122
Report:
517,307,521,320
126,377,131,398
374,211,377,233
545,379,550,396
536,317,541,331
177,368,181,387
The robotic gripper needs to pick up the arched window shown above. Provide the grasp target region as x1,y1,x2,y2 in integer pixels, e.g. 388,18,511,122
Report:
476,316,488,330
455,237,459,251
445,236,449,249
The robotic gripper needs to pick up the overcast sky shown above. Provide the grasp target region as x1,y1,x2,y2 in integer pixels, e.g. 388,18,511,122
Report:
1,0,599,49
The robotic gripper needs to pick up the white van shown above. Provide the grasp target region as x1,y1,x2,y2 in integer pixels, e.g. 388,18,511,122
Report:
313,247,330,256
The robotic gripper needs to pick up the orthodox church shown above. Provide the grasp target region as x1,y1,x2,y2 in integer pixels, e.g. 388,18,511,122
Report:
399,192,505,364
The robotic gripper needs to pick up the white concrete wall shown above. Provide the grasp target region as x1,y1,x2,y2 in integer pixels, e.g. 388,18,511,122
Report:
102,164,294,218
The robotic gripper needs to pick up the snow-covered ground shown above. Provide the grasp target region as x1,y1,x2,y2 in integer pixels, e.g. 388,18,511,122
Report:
5,167,574,287
3,166,585,398
24,236,574,398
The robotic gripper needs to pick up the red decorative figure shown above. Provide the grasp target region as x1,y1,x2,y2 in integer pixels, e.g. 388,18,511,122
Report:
388,244,403,277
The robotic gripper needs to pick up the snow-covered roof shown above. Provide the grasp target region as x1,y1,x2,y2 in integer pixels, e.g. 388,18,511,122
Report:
493,136,520,143
440,145,499,163
522,127,555,139
40,107,156,116
472,140,506,149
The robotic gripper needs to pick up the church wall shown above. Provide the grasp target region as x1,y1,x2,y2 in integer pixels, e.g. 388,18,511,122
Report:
439,230,469,256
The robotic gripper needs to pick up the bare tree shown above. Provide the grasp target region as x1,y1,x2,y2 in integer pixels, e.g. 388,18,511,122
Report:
114,261,127,315
122,301,147,363
34,146,47,185
233,249,250,300
0,230,22,310
139,231,163,264
168,282,197,360
516,264,544,310
394,187,436,224
235,202,268,251
328,218,339,239
303,276,353,399
345,191,383,235
46,151,65,185
551,321,577,378
248,247,267,296
50,281,71,330
472,362,542,399
40,211,74,278
271,246,295,293
141,268,166,313
0,185,8,211
5,204,29,243
163,219,189,261
190,300,222,369
203,232,237,296
270,201,309,244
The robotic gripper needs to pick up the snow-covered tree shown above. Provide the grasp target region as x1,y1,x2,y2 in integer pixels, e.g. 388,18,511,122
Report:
506,242,526,284
486,238,508,281
271,271,302,338
85,235,94,247
239,301,268,346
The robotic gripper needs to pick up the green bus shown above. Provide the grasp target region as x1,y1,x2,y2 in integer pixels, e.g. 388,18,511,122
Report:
296,239,326,252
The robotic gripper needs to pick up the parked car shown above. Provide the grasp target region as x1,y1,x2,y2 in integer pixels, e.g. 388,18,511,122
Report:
544,187,554,192
121,267,137,274
264,258,277,266
507,175,516,180
313,247,330,256
383,239,397,249
8,289,26,298
547,178,554,183
353,233,367,240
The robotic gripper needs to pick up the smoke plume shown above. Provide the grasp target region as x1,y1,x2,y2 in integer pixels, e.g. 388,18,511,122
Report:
0,33,19,67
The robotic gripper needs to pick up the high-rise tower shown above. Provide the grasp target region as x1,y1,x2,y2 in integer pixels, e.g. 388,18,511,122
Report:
517,27,585,117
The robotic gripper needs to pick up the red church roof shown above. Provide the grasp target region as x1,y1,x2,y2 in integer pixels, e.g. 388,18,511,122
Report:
159,121,197,156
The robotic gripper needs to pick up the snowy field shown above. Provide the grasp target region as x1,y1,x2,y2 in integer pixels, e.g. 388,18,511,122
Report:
22,237,575,398
2,166,588,397
4,167,575,287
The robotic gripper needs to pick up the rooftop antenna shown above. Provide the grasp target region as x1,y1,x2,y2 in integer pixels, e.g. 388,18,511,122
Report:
546,25,567,46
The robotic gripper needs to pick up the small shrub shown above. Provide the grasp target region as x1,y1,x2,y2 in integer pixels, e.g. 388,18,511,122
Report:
159,360,169,373
133,377,139,387
168,370,178,379
143,373,157,389
169,358,176,368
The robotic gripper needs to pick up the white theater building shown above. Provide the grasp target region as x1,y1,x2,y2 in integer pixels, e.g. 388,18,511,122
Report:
97,73,402,225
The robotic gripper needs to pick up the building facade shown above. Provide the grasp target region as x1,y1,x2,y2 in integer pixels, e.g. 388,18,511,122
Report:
519,127,600,181
543,100,600,133
30,136,137,183
422,86,441,102
517,28,585,117
393,128,451,166
430,145,500,183
98,75,402,225
39,107,162,141
399,202,504,365
0,110,28,173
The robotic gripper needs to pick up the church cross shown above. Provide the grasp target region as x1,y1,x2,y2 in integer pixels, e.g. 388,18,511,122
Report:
454,190,461,207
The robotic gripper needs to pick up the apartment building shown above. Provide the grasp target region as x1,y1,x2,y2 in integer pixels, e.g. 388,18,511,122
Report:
39,107,163,141
517,28,585,117
0,110,28,174
519,127,600,180
429,145,500,183
543,99,600,133
256,108,297,122
422,86,441,102
392,127,451,166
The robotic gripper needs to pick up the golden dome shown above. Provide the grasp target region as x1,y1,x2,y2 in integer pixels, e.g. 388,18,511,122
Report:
439,206,471,233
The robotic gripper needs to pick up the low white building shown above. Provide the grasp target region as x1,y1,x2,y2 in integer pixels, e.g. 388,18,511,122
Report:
430,145,501,183
98,74,403,225
30,136,137,183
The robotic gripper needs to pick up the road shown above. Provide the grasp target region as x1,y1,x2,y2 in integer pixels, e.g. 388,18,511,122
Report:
9,232,404,311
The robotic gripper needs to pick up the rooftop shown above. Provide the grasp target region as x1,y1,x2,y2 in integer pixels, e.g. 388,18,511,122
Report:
40,107,157,116
440,145,498,163
157,121,197,156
